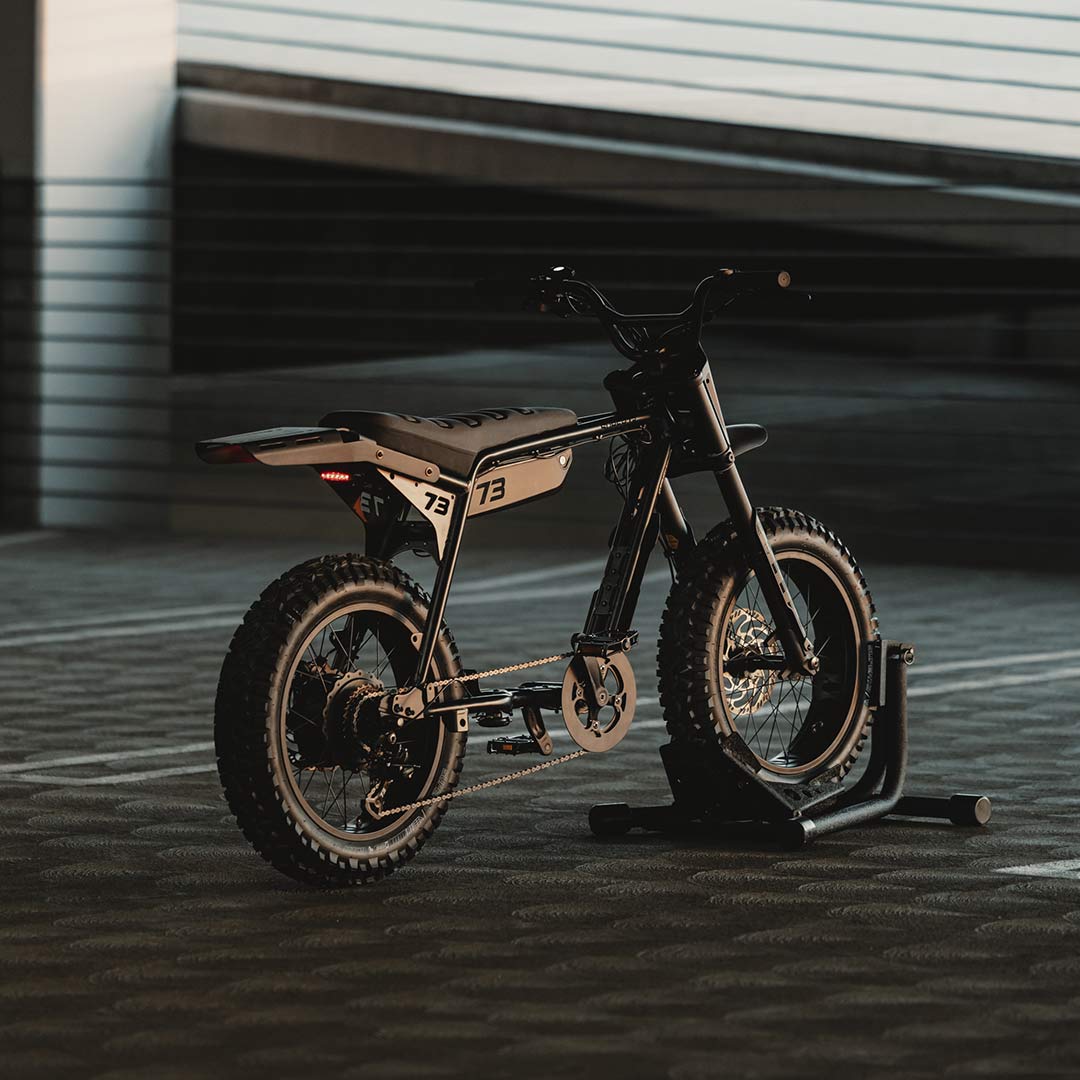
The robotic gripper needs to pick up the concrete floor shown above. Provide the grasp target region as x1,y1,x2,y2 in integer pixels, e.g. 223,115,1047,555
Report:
2,529,1080,1078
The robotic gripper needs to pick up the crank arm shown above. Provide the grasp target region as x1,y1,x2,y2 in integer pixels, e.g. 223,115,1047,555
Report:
426,690,513,716
572,655,613,713
522,704,553,755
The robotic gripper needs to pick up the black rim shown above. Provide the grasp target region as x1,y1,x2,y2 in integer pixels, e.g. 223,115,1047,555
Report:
718,551,860,777
279,601,445,841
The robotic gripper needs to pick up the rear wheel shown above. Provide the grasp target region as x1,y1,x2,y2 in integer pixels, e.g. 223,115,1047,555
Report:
215,554,465,886
658,508,878,783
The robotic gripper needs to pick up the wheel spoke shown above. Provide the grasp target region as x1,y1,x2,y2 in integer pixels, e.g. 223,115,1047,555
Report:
764,709,778,759
747,694,780,746
373,647,397,681
304,647,329,691
282,600,442,837
342,770,353,827
788,688,806,756
287,707,321,730
323,767,348,823
722,554,856,771
329,625,353,669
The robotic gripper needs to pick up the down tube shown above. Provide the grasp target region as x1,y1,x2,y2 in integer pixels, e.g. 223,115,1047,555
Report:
583,436,672,636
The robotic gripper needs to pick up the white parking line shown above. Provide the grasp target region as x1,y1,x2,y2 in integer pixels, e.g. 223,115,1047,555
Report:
0,566,665,651
0,531,54,549
449,570,668,609
0,740,213,774
454,557,606,593
4,561,1079,786
993,859,1080,881
0,559,611,650
631,666,1080,726
0,604,242,637
7,763,218,787
0,616,243,650
916,648,1080,676
907,665,1080,699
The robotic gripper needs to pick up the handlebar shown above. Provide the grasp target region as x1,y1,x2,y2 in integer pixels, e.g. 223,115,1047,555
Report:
475,265,802,365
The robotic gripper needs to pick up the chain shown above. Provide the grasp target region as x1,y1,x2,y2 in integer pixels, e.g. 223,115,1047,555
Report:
369,748,587,819
345,650,579,819
345,651,573,731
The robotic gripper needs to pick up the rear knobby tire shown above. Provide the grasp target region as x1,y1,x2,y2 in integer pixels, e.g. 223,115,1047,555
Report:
658,507,878,783
214,554,465,886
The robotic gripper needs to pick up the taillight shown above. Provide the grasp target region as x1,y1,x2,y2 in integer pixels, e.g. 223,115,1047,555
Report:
320,470,352,483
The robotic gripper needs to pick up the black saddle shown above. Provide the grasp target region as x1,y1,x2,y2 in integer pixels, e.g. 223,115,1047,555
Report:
321,407,578,476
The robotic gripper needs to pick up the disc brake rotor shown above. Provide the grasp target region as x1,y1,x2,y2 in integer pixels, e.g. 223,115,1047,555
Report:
560,652,636,752
722,606,782,717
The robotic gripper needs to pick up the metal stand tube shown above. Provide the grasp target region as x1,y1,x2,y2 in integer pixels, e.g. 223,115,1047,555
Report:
779,642,910,848
588,639,992,847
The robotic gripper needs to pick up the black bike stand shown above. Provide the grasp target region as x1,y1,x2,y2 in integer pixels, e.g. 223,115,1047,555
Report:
589,641,991,850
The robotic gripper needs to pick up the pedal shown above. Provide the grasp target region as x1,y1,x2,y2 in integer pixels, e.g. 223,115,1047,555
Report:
571,630,639,658
474,711,512,728
487,734,545,755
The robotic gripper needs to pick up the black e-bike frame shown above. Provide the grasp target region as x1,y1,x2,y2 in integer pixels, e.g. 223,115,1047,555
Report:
200,267,996,853
400,269,819,695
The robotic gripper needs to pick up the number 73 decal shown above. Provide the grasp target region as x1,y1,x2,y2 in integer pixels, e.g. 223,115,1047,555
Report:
378,471,458,558
475,477,506,506
378,451,572,555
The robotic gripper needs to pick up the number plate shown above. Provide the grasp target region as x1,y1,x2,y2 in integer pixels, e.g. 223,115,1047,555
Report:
378,470,457,557
468,450,573,518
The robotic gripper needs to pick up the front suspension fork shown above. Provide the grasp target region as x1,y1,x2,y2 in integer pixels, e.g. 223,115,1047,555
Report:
714,466,818,676
688,361,817,676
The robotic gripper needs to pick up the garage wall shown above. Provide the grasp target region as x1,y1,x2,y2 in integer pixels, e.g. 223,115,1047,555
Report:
178,0,1080,161
0,0,175,529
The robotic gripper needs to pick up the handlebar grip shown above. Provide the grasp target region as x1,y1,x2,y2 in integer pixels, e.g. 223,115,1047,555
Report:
715,269,791,290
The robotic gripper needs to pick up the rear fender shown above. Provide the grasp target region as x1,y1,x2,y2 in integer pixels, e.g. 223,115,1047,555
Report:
195,425,440,480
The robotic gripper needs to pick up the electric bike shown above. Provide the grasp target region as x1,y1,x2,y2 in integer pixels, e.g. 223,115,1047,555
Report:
198,267,878,885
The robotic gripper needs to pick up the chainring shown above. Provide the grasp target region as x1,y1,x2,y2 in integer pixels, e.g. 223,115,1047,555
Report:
560,652,636,752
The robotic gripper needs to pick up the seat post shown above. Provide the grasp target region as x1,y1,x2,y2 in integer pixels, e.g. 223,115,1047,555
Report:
411,492,470,687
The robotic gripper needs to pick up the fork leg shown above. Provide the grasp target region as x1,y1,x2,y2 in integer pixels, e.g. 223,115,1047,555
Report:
684,365,814,673
714,464,816,674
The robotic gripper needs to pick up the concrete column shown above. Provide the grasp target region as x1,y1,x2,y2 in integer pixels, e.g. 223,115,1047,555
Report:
0,1,39,525
1,0,175,528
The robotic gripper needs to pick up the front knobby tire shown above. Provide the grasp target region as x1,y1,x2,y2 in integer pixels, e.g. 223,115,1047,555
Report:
658,507,879,784
214,554,466,887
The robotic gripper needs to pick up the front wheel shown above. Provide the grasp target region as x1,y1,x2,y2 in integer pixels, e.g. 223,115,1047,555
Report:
657,508,878,783
214,554,466,886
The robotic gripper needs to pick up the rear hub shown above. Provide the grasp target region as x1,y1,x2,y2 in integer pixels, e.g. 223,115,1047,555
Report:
321,669,386,768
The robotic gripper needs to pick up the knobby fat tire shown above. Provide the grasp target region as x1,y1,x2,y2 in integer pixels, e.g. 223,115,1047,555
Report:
214,554,466,886
657,507,880,782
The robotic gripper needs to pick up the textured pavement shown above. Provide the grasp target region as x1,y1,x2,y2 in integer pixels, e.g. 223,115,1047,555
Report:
2,529,1080,1079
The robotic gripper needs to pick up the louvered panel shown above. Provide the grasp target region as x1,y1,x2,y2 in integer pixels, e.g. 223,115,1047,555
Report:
178,0,1080,159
